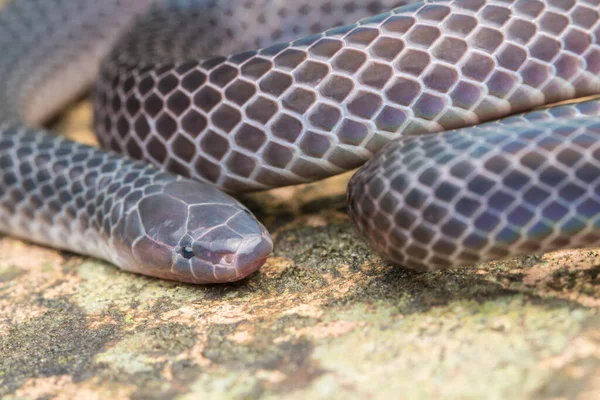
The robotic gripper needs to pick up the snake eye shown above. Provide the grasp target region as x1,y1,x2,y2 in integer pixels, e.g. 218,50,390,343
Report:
180,246,195,259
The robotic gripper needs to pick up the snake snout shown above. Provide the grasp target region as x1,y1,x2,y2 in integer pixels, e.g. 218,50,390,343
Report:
230,233,273,280
188,230,273,283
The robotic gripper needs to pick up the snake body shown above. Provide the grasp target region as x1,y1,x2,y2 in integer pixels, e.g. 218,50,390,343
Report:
1,0,599,282
0,0,275,283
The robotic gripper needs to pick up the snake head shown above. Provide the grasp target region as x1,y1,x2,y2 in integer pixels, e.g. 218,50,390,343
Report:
112,179,273,284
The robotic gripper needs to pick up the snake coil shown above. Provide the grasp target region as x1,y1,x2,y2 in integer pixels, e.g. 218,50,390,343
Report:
0,0,599,282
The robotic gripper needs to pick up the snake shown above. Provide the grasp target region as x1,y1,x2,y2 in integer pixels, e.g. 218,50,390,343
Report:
0,0,598,283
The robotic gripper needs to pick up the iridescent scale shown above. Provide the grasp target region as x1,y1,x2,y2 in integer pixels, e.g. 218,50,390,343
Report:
0,0,599,280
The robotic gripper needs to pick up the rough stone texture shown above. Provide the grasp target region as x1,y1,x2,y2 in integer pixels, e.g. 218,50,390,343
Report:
0,100,599,399
2,0,600,395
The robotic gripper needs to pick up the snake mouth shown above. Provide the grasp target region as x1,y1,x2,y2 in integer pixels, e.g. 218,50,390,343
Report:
232,254,270,281
205,233,272,282
213,233,273,282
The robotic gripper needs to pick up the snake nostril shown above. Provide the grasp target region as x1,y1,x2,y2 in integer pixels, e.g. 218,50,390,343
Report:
222,254,234,265
181,246,195,259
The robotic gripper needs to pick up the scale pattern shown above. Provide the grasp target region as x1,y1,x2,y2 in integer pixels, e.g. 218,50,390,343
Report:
0,122,272,283
0,0,600,280
95,0,410,192
348,102,600,270
0,0,273,283
97,0,600,193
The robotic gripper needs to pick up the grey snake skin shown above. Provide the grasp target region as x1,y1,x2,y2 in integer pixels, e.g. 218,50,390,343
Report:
1,0,599,282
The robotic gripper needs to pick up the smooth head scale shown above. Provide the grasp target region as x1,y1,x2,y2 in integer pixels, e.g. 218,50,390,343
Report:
111,180,273,284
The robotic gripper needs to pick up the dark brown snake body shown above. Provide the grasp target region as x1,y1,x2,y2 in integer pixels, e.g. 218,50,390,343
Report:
0,0,599,282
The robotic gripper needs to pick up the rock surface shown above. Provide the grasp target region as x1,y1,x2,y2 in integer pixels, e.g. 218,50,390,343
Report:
1,1,600,397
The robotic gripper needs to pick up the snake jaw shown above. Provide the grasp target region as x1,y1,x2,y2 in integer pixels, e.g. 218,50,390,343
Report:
230,231,273,280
